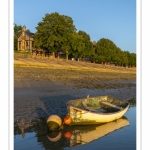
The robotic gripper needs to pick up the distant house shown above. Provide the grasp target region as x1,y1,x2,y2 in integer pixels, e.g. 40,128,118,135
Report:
17,26,35,52
17,26,63,58
92,41,97,46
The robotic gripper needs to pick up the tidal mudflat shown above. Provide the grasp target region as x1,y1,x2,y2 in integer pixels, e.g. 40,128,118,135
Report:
14,56,136,149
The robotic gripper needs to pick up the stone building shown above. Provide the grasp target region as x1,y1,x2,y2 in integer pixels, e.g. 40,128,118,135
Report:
17,26,35,52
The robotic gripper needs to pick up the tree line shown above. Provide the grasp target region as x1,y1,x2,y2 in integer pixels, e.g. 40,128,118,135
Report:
14,12,136,67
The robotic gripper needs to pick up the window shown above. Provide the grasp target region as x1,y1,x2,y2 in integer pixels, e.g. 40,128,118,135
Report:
26,41,28,47
32,41,34,47
19,42,21,49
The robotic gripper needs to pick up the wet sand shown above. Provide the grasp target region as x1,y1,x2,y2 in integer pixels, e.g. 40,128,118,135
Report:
14,56,136,125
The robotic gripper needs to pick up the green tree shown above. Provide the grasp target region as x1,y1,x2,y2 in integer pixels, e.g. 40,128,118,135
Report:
77,30,94,60
94,38,119,64
14,24,22,50
69,32,85,59
91,38,136,66
111,47,122,65
34,12,76,60
120,51,128,66
124,51,136,67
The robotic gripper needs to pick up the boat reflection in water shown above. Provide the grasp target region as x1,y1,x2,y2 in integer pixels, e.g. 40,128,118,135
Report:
47,116,129,148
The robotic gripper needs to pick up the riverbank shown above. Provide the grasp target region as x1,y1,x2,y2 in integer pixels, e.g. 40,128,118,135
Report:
14,56,136,125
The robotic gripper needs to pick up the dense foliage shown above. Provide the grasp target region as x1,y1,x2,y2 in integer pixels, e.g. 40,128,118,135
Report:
34,12,76,60
14,12,136,67
14,24,22,50
91,38,136,67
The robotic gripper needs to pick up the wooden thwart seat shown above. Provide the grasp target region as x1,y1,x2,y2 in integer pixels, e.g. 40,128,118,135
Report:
100,101,122,110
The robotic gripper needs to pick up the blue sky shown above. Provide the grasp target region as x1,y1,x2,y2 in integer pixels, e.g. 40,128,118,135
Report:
14,0,136,53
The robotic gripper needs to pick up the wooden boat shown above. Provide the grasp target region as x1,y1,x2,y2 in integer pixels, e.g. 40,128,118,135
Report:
66,95,130,125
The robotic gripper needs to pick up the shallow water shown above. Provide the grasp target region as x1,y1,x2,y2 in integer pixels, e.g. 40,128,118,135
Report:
14,105,136,150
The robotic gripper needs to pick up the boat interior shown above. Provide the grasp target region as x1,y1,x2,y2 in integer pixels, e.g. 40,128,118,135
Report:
68,96,129,113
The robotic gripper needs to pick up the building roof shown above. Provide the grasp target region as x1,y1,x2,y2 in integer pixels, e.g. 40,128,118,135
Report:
17,31,35,39
92,41,97,46
26,31,34,38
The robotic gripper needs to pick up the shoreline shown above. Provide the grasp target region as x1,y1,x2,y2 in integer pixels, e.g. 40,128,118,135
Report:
14,57,136,125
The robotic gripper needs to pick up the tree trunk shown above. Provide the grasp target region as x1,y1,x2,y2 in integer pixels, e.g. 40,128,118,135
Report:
66,49,68,60
52,52,55,58
66,54,68,60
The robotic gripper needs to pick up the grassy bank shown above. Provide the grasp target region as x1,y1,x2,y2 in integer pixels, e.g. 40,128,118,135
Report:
14,56,136,84
14,57,136,73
